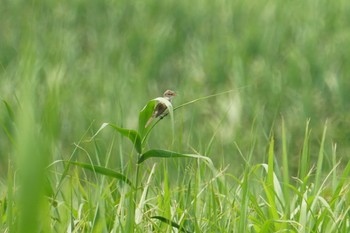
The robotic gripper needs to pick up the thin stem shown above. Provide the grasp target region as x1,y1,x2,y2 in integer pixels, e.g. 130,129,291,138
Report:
141,119,160,145
135,153,141,194
174,87,249,111
141,87,250,144
128,156,141,231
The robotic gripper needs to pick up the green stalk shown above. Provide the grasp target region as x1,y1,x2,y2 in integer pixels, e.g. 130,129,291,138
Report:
7,159,14,233
281,118,290,219
126,156,141,232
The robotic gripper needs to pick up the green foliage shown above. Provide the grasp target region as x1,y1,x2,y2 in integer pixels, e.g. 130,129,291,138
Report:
138,149,213,164
2,100,14,121
1,0,350,232
68,161,134,187
68,95,215,232
151,216,191,233
93,122,142,154
138,99,157,139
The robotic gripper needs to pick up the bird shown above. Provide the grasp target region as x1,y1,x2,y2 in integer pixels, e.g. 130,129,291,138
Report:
145,90,176,128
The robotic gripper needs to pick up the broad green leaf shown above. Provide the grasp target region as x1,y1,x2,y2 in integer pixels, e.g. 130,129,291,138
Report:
151,216,192,233
139,97,175,141
69,161,134,187
92,123,142,154
138,99,157,138
138,149,212,164
154,97,174,138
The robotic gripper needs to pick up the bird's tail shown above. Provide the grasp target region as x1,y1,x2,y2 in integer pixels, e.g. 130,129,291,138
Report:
145,117,154,128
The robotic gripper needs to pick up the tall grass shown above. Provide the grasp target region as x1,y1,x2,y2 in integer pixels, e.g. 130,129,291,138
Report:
3,90,350,232
1,0,350,232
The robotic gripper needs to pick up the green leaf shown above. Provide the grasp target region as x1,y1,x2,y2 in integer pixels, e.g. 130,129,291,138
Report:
135,163,157,224
2,99,15,121
1,100,16,145
138,149,212,164
69,161,134,187
300,120,310,186
138,97,175,142
154,96,174,137
314,122,327,194
92,123,142,154
138,99,157,138
281,117,290,218
151,216,192,233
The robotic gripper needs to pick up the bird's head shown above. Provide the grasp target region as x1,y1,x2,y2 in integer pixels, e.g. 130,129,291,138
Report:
163,90,176,99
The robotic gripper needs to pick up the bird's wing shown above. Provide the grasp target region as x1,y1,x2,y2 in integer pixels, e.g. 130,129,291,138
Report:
154,102,167,118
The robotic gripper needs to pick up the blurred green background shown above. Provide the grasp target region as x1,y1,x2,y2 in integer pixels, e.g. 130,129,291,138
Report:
1,0,350,176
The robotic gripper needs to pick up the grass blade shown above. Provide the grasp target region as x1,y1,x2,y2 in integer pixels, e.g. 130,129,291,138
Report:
92,123,142,154
264,137,280,231
154,97,174,138
138,99,157,138
281,117,290,218
238,169,249,233
139,97,175,144
2,99,15,121
173,88,247,111
138,149,212,164
135,163,157,224
151,216,192,233
1,100,15,145
300,120,311,191
69,161,134,188
7,160,14,232
314,122,327,194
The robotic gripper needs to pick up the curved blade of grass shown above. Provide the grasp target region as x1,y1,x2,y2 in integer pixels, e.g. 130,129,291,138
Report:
0,121,15,146
300,119,311,191
91,123,142,154
314,121,327,194
2,99,15,121
151,216,192,233
138,149,213,165
281,117,290,218
155,96,174,136
138,99,157,138
262,141,282,231
135,163,157,224
331,159,350,206
1,100,15,145
69,161,134,188
139,97,175,143
173,88,248,111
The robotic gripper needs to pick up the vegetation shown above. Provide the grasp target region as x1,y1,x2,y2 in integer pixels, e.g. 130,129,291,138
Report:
1,0,350,232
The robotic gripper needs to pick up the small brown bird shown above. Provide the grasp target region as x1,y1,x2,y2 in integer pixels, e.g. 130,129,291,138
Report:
145,90,176,128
